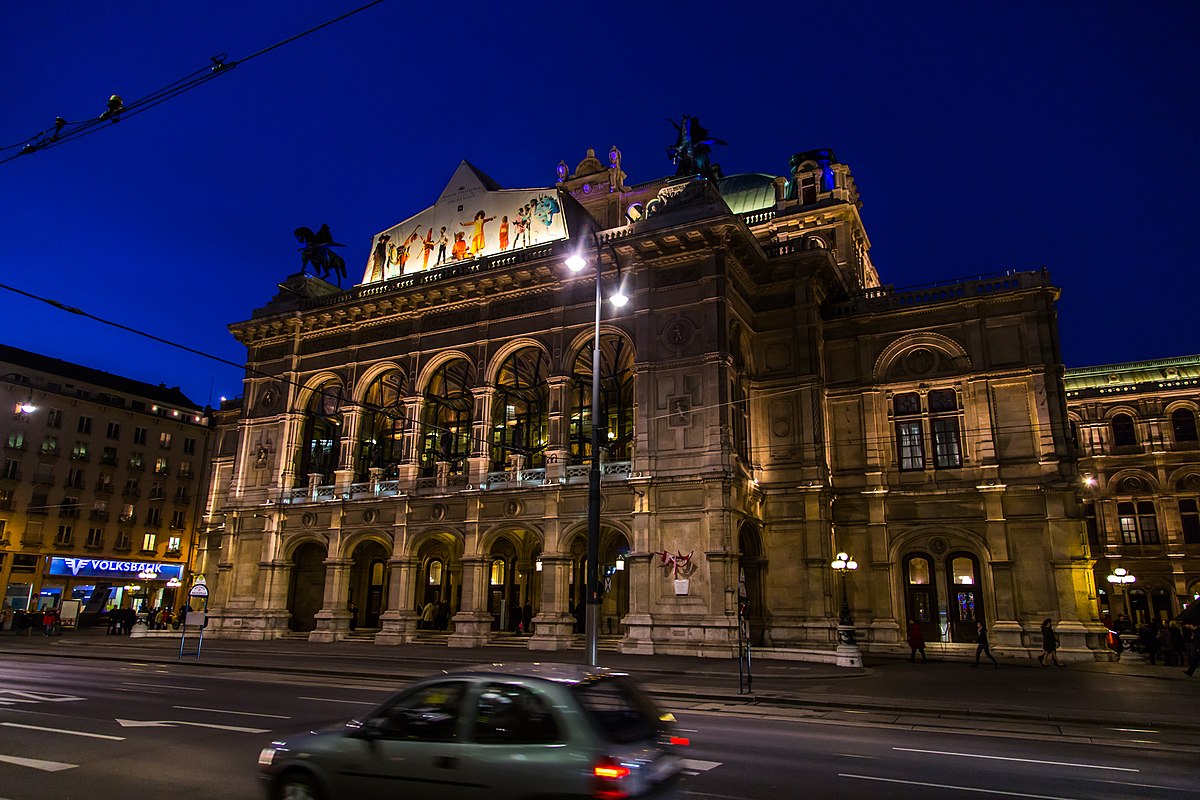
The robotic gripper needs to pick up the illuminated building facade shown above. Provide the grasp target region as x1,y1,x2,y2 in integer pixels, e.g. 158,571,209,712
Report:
0,344,210,622
201,142,1112,660
1066,356,1200,625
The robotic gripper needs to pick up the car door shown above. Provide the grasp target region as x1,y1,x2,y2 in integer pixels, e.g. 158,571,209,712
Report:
342,679,476,800
454,680,584,800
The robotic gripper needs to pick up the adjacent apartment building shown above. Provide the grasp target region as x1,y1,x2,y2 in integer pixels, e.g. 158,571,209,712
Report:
0,344,211,623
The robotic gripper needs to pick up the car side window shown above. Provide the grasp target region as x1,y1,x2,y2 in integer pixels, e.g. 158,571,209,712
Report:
371,681,467,742
472,682,562,744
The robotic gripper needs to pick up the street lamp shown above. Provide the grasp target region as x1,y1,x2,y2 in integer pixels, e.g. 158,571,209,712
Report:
830,552,859,628
1106,565,1136,622
565,229,629,667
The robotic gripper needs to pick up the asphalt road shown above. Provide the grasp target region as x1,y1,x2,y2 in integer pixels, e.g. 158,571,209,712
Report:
0,654,1195,800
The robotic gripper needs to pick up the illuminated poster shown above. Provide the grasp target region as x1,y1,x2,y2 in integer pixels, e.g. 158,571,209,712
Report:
362,161,568,284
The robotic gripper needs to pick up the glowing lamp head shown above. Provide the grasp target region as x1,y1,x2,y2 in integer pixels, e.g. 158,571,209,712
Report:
15,401,36,414
610,288,629,308
566,253,587,273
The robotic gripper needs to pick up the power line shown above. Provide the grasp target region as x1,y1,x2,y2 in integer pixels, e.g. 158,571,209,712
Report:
0,0,385,167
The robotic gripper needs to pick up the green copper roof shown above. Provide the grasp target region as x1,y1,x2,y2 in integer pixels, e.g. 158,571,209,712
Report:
716,173,778,215
1064,354,1200,392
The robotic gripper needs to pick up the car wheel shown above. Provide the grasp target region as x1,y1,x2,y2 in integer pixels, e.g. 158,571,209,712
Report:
278,771,324,800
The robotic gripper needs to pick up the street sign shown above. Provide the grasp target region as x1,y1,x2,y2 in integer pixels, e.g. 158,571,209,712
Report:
189,583,209,598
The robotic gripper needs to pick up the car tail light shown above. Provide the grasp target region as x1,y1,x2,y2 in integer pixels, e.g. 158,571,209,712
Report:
593,757,631,799
669,736,690,746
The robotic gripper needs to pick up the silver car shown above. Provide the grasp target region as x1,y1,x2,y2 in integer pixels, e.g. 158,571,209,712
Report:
258,662,687,800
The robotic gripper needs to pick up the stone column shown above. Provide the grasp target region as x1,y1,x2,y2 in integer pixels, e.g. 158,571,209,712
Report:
544,376,572,484
310,558,353,642
397,397,422,488
530,555,576,651
448,556,493,647
375,556,420,645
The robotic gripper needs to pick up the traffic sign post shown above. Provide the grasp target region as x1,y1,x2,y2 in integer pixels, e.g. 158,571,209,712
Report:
178,580,209,661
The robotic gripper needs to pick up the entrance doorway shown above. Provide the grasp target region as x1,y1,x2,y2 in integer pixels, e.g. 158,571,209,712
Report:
288,541,327,632
903,553,939,644
947,552,981,643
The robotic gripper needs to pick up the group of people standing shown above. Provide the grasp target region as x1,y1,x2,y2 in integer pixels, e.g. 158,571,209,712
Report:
2,606,60,636
904,618,1068,667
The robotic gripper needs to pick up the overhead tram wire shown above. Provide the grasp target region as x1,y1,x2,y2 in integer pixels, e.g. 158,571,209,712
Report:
0,0,386,168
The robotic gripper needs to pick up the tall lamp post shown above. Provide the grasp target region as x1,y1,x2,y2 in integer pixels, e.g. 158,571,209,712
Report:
1106,565,1136,622
830,551,863,667
566,232,627,667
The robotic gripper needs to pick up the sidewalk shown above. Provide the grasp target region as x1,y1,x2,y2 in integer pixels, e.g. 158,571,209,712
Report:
3,628,1198,747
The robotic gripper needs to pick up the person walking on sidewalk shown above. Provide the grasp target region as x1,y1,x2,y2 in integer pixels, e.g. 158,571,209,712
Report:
906,619,927,662
973,620,999,667
1038,618,1064,666
1183,623,1198,677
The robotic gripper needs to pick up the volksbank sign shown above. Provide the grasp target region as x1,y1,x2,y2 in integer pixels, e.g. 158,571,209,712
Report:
47,557,185,581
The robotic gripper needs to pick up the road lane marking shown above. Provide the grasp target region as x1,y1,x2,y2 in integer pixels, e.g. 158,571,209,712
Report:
893,747,1137,772
678,758,721,772
0,754,78,772
1088,778,1196,792
297,696,376,705
122,682,204,691
115,718,269,733
840,774,1077,799
0,690,85,706
172,706,290,719
1,723,124,741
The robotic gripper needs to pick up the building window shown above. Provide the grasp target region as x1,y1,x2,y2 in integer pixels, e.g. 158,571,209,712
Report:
101,446,117,466
41,435,59,455
419,363,472,478
133,426,147,445
62,496,80,517
106,421,121,440
119,503,135,523
146,507,161,527
55,524,73,545
1181,499,1200,544
1117,500,1159,544
6,432,25,450
154,457,169,475
1111,414,1137,448
115,530,131,550
47,409,63,429
569,335,635,464
77,415,93,434
174,485,190,502
170,510,186,529
490,558,505,585
159,432,172,449
179,460,193,478
66,467,85,488
1083,501,1100,547
1172,409,1198,443
71,441,89,460
490,348,549,471
141,532,157,552
894,392,924,470
129,452,144,470
123,477,139,498
0,489,13,510
29,492,48,514
167,535,182,553
96,473,113,492
0,519,7,540
2,459,20,480
183,437,196,455
86,527,103,548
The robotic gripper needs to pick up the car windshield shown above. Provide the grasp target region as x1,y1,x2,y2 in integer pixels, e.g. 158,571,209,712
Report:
569,676,662,744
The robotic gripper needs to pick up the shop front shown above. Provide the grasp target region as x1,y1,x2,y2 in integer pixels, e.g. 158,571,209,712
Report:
44,557,186,615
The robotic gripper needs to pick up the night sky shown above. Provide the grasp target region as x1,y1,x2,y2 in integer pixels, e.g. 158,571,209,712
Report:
4,2,1197,406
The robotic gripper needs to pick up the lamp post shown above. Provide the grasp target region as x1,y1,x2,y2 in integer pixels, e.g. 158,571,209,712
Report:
566,231,628,667
1106,565,1136,622
830,551,863,667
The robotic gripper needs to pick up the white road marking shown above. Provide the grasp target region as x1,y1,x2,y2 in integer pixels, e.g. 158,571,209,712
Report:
122,682,204,691
893,747,1137,772
297,696,376,705
115,718,269,733
834,753,874,759
678,758,721,772
0,690,85,706
1,722,124,741
0,754,78,772
1088,778,1196,792
172,705,290,719
840,774,1077,799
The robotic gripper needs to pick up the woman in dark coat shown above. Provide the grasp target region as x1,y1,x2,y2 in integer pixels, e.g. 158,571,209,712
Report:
1038,618,1063,666
906,619,927,662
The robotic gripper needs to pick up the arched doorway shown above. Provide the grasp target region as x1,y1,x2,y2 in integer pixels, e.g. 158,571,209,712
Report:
946,552,981,643
903,552,939,644
565,527,630,637
414,534,462,631
1151,587,1173,622
288,541,327,632
348,540,389,630
737,522,767,646
1128,587,1149,624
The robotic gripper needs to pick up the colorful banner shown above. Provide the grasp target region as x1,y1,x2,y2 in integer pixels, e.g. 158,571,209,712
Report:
362,161,569,284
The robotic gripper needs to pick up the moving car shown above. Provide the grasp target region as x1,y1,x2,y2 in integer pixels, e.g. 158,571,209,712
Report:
258,662,687,799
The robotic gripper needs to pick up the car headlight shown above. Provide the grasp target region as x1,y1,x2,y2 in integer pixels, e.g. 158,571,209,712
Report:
257,747,278,767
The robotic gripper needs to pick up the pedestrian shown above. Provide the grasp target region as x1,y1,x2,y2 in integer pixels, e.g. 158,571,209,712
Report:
14,608,29,636
435,600,450,631
420,599,436,630
522,602,533,636
1140,619,1162,665
159,607,172,630
1167,621,1185,667
348,601,358,631
42,607,56,636
1038,618,1064,667
906,618,927,662
1183,623,1198,677
972,621,999,668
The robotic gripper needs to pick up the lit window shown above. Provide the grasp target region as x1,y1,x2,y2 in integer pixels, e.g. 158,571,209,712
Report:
142,532,157,551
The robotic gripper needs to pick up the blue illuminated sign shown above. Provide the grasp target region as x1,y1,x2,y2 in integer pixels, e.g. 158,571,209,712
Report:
47,557,184,581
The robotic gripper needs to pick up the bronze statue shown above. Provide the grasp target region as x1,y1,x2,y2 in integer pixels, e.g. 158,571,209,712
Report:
667,115,726,181
294,224,347,286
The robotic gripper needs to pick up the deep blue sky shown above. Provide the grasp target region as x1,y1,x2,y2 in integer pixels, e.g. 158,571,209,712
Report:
4,2,1197,405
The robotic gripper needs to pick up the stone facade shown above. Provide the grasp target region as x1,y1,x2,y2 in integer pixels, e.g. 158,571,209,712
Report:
199,144,1112,660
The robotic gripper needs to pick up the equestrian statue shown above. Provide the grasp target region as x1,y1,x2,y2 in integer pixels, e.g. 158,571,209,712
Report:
294,224,347,286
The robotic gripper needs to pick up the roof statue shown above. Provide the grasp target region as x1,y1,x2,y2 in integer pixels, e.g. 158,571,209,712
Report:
294,223,347,286
667,115,726,181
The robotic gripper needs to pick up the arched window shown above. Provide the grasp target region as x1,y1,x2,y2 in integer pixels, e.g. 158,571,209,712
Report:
297,382,343,484
420,360,474,477
357,370,406,479
491,348,549,470
945,552,981,643
1111,413,1137,448
902,553,937,642
569,335,634,464
1171,408,1198,443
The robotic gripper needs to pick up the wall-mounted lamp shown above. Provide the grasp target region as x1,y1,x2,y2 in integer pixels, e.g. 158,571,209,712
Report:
615,553,625,571
534,558,543,572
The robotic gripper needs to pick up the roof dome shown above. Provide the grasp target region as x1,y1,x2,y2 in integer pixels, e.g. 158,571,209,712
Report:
716,173,778,215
